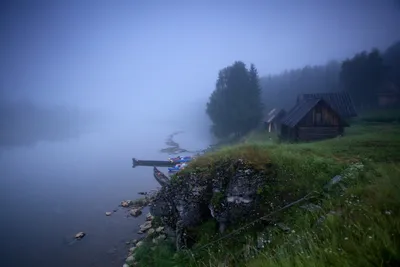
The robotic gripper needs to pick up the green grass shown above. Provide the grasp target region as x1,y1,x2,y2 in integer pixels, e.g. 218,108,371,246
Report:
132,116,400,267
246,163,400,267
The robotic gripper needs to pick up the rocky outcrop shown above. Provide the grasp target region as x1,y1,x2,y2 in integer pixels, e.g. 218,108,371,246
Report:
150,158,275,250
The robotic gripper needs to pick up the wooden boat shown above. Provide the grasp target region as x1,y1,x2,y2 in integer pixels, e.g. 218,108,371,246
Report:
153,166,170,186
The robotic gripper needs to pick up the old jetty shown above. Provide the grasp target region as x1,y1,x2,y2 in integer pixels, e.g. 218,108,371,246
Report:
132,158,176,168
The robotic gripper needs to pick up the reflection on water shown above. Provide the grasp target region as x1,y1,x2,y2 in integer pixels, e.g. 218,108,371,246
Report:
0,100,103,149
0,120,210,266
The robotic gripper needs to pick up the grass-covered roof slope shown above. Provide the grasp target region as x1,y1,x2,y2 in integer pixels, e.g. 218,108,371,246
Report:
133,111,400,267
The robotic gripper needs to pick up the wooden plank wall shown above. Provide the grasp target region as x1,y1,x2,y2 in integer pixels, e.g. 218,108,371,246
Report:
297,126,340,141
298,103,340,127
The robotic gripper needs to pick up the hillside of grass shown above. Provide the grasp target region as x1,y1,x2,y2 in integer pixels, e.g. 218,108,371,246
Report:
132,112,400,267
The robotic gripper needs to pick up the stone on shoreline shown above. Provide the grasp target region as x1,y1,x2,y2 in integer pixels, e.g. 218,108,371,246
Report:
139,221,152,231
155,226,164,233
130,208,142,217
121,201,130,207
126,255,135,263
147,228,155,236
146,212,154,221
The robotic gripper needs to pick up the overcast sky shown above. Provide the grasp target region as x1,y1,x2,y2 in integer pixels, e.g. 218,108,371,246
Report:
1,0,399,113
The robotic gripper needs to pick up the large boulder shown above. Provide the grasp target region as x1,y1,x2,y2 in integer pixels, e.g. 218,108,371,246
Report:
150,158,274,249
209,159,273,232
150,185,178,228
172,172,211,227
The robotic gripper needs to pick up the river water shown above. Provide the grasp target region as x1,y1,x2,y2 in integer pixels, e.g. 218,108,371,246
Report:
0,122,210,267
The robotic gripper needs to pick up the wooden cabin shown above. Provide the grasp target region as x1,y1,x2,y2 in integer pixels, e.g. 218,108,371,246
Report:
264,108,286,133
280,98,349,142
297,91,357,119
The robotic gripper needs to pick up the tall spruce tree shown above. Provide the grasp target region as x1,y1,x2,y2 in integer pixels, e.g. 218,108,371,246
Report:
206,61,264,138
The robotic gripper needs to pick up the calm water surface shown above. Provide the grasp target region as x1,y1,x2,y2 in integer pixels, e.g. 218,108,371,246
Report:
0,123,210,267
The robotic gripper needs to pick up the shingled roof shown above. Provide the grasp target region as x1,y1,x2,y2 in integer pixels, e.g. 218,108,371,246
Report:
297,92,357,118
281,98,349,128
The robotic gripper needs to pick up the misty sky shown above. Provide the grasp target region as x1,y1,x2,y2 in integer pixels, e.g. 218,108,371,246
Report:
1,0,399,114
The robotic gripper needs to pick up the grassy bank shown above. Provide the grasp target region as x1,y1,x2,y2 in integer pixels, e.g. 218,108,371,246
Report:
133,116,400,267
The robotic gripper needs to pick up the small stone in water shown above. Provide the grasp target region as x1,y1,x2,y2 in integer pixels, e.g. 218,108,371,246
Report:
75,232,85,239
105,212,112,216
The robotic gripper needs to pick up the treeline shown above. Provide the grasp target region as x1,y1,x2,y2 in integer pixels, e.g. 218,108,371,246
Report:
205,41,400,139
261,40,400,111
260,60,341,110
0,100,100,148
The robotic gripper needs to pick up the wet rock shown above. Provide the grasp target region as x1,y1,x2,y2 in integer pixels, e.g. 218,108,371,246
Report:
136,241,144,247
130,208,142,217
147,228,155,236
149,158,274,250
140,221,152,232
156,226,164,233
172,172,211,228
146,213,154,221
121,201,130,207
123,264,129,267
105,212,112,216
75,232,86,239
126,255,135,263
129,246,137,253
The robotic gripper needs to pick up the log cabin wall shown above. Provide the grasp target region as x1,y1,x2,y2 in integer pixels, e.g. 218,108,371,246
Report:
298,102,340,127
297,127,340,141
296,102,342,141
